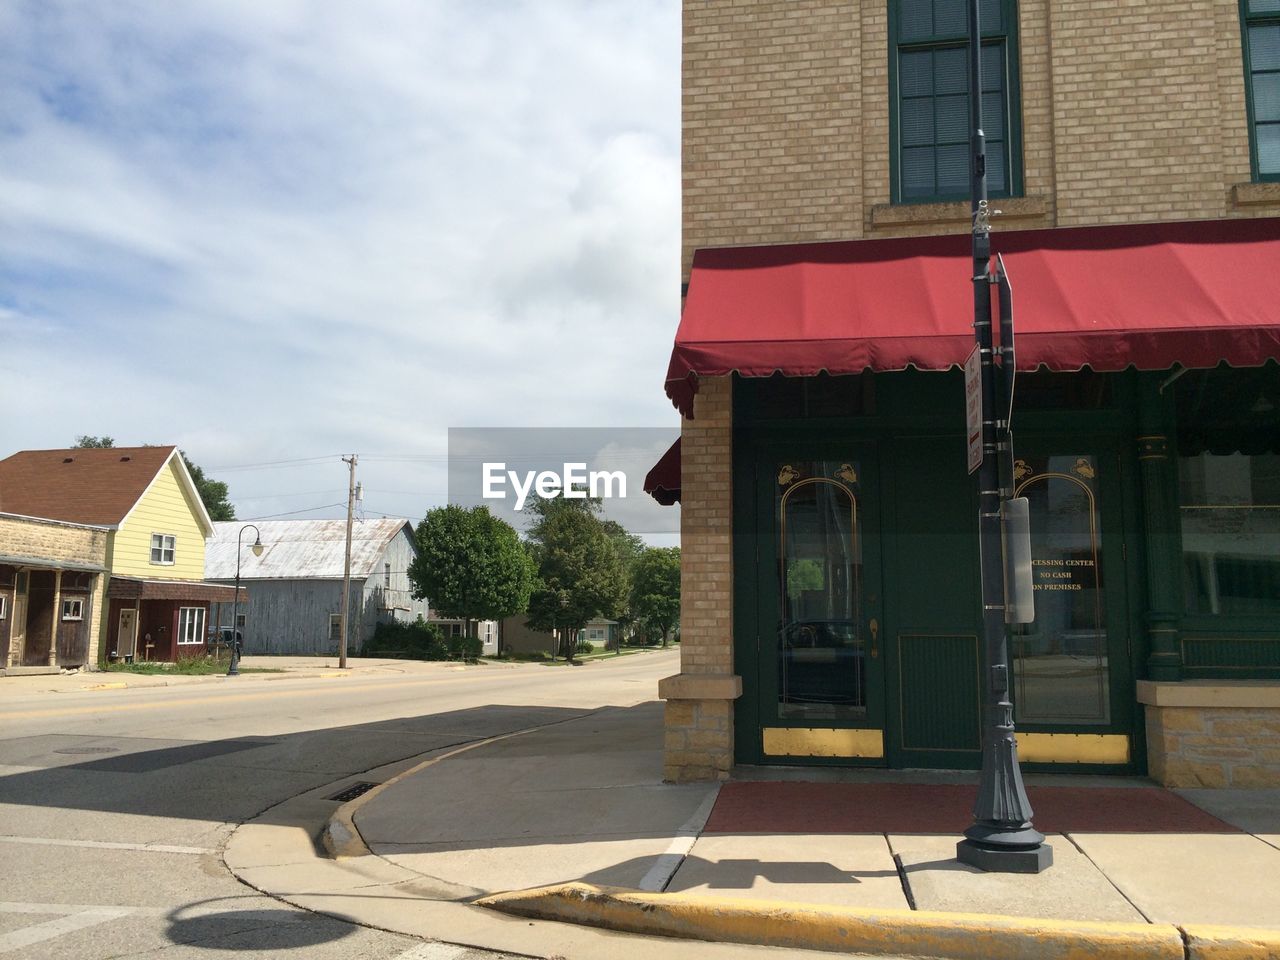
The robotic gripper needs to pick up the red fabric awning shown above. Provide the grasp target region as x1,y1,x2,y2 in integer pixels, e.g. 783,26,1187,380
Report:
643,438,681,505
666,217,1280,416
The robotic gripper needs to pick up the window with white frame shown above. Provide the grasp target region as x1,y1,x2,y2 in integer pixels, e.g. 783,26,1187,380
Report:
177,606,206,644
0,595,7,619
61,598,84,621
150,533,176,565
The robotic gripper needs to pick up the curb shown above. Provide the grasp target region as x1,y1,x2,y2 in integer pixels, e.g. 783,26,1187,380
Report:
479,882,1280,960
1182,925,1280,960
321,713,598,859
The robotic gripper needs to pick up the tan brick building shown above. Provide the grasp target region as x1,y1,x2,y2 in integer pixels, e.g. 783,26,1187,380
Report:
652,0,1280,788
0,513,108,673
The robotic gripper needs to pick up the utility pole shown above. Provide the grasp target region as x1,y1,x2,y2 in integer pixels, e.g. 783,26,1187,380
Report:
340,454,357,670
955,0,1051,874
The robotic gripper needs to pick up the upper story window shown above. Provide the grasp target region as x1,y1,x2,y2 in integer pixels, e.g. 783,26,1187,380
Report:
890,0,1022,203
150,533,176,565
1242,0,1280,181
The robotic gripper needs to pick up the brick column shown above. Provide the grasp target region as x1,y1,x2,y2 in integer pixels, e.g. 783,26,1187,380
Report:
660,375,742,782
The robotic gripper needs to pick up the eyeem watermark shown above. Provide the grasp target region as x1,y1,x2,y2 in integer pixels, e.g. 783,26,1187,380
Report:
482,462,626,511
448,427,681,536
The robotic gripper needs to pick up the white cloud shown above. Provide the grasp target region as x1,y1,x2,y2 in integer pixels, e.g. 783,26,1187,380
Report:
0,1,682,533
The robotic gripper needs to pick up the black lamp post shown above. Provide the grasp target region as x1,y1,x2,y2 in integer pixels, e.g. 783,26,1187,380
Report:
227,524,264,677
954,0,1051,873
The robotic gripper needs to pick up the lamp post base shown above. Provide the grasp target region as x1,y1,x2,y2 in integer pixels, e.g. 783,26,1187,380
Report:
956,838,1053,874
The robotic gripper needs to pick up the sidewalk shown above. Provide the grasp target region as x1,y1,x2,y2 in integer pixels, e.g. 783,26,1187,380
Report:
1,655,510,692
225,700,1280,959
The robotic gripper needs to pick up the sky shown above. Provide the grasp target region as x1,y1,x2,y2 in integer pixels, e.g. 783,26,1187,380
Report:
0,1,682,536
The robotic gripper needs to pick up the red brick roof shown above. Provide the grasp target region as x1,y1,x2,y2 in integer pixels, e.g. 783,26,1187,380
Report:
0,446,179,527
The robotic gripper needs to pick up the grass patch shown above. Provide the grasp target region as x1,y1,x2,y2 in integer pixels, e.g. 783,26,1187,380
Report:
103,658,283,675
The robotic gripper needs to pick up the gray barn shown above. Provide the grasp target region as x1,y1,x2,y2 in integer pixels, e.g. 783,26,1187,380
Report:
205,518,427,655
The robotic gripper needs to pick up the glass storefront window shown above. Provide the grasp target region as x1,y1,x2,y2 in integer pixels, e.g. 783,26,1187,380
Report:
1010,455,1111,724
1180,453,1280,618
776,460,866,720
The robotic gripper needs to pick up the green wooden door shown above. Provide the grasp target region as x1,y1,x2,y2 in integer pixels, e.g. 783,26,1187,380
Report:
747,443,888,765
881,434,984,769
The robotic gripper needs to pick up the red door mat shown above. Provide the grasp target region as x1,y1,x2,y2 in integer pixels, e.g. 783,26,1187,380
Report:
703,782,1239,835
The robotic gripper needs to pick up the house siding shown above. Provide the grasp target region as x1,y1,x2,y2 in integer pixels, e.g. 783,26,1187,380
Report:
361,529,423,626
109,459,207,581
210,526,428,656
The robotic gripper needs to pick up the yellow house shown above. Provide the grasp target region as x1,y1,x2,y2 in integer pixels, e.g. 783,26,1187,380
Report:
0,446,238,665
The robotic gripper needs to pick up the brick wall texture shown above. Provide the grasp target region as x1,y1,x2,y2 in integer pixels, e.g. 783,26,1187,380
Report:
682,0,1272,280
666,377,736,781
1146,705,1280,789
0,516,108,568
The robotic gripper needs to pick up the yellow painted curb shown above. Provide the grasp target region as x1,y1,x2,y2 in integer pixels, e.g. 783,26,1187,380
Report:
1182,923,1280,960
478,882,1188,960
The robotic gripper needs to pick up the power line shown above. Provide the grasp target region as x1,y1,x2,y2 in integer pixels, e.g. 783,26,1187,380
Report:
242,502,347,520
209,455,344,472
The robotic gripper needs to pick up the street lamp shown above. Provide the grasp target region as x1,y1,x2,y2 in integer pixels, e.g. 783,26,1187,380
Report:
954,0,1050,873
227,524,264,677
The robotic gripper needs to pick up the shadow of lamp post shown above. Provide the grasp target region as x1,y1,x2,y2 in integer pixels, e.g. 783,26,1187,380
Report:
227,524,265,677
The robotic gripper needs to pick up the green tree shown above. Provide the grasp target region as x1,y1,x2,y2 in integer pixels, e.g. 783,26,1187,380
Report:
181,453,236,521
631,547,681,646
409,505,534,641
73,436,234,520
601,519,646,648
524,503,627,662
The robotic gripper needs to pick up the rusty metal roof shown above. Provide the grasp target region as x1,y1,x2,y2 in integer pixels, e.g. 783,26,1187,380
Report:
205,518,414,581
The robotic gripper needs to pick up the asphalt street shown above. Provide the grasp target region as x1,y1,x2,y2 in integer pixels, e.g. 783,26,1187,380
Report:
0,649,679,959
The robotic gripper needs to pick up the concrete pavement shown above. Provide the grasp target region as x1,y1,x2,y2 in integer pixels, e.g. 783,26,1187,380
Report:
224,694,1280,959
0,648,681,959
0,654,503,693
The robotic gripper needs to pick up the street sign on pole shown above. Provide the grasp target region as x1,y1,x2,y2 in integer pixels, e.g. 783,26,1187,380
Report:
965,345,982,475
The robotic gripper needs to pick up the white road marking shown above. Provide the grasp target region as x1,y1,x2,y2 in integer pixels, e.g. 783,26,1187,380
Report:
638,785,722,892
0,907,130,954
0,835,214,855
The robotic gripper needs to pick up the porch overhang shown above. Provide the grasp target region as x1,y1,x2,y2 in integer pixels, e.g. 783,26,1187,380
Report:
107,577,242,602
0,553,105,574
666,217,1280,417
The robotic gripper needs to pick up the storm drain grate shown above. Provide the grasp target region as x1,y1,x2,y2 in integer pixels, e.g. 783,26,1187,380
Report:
55,746,120,755
327,781,380,803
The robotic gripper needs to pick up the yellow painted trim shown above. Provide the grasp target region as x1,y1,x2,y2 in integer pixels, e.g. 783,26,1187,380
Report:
763,727,884,758
1182,923,1280,960
478,883,1188,960
1019,732,1130,764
